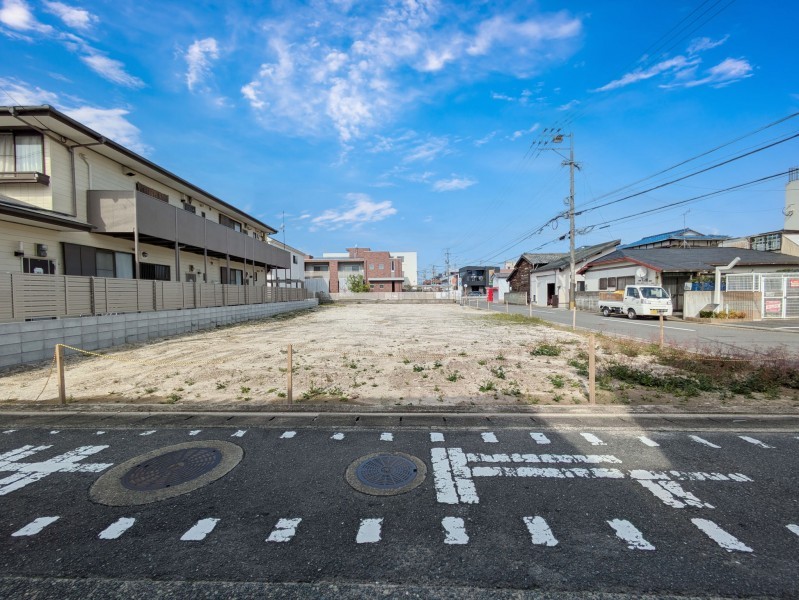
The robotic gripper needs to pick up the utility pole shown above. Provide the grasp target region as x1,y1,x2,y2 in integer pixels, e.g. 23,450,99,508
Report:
444,249,451,296
552,132,578,309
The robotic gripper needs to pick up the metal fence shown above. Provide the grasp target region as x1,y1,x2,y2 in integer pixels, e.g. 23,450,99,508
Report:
0,272,311,322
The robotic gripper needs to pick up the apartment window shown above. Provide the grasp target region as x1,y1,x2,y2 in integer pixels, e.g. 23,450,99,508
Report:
292,255,298,264
378,263,384,270
183,203,196,214
379,284,384,289
390,261,395,272
63,242,134,279
607,277,617,290
369,264,374,270
23,258,55,274
220,267,243,285
135,182,169,203
0,131,44,172
599,278,608,290
752,233,781,252
219,214,242,232
139,262,171,281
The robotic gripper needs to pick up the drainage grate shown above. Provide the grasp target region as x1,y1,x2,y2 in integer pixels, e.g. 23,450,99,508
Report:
346,452,427,496
120,447,222,491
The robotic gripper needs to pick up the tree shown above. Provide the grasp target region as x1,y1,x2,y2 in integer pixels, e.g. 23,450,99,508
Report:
346,273,370,293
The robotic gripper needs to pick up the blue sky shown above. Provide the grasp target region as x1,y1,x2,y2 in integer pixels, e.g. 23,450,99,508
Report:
2,0,798,279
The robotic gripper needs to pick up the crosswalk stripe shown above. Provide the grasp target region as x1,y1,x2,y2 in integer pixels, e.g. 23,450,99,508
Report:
356,518,383,544
430,432,445,442
189,430,201,436
98,517,136,540
691,518,752,552
580,433,606,446
380,432,393,441
442,517,468,545
608,519,655,550
787,524,799,538
523,516,558,546
139,430,156,436
738,436,774,449
266,518,302,542
638,436,659,447
231,430,246,438
181,518,220,541
12,517,59,537
280,431,297,439
529,433,551,445
689,435,720,449
49,431,59,435
331,433,345,440
481,432,498,443
95,431,106,436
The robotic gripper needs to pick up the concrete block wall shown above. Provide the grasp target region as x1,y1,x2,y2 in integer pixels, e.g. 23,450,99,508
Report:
0,299,317,370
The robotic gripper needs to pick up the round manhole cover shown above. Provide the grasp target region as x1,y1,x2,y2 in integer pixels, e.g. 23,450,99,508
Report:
120,447,223,491
90,441,243,506
345,452,426,496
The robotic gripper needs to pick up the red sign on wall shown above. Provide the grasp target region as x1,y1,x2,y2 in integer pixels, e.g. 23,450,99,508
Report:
765,299,782,314
789,279,799,288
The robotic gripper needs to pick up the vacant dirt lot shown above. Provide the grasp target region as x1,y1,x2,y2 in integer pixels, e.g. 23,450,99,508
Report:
1,303,796,409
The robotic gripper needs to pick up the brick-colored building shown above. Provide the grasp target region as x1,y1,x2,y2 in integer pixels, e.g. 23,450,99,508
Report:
304,247,405,292
506,253,566,302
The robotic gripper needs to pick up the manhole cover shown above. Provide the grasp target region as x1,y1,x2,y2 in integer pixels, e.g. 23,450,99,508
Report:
345,452,426,496
90,441,243,506
120,447,222,491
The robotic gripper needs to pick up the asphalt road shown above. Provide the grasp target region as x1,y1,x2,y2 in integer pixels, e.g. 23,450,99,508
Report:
0,411,797,598
467,300,799,356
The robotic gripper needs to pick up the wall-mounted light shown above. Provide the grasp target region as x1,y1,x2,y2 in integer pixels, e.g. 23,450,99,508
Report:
141,251,149,258
14,241,24,257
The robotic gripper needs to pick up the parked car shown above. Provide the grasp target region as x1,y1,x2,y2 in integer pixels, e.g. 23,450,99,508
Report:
599,285,672,319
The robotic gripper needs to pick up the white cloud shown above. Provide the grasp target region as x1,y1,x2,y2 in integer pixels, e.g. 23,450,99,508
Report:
557,99,579,111
241,4,582,143
43,1,97,30
310,193,397,231
687,35,729,55
0,76,58,104
0,0,52,33
63,107,148,153
594,55,698,92
509,123,540,141
403,137,450,162
433,176,476,192
491,92,515,102
80,51,144,88
474,131,496,146
661,57,753,89
185,37,219,91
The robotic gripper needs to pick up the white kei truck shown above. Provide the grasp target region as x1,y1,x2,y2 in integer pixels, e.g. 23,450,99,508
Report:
598,285,673,320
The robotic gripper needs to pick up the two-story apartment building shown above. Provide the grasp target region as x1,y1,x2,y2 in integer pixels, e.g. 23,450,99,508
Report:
458,266,497,295
1,105,289,284
304,247,405,292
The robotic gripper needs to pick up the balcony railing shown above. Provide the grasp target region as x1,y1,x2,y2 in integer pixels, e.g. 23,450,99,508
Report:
0,272,312,323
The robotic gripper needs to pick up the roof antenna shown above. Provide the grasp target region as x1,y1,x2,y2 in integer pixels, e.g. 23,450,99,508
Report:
682,209,690,248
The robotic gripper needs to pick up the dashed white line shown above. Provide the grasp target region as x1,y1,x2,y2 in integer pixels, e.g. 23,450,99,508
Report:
638,436,659,447
12,516,59,537
49,431,59,435
231,430,246,438
180,518,220,541
787,524,799,538
608,519,655,551
481,432,498,443
738,436,774,449
95,431,106,436
280,431,297,439
331,433,345,440
266,518,302,542
139,430,156,436
580,433,606,446
689,435,720,449
356,518,383,544
529,433,551,445
430,432,445,442
189,430,201,436
691,518,752,553
380,432,393,442
2,430,15,434
523,516,558,547
442,517,469,545
98,517,136,540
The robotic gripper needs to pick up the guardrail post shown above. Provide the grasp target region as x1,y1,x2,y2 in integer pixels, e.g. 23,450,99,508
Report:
659,315,664,349
588,334,596,404
55,344,66,405
287,344,293,404
572,306,576,330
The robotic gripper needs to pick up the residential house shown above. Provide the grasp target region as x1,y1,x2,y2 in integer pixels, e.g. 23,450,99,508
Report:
266,239,307,287
492,268,512,301
390,251,417,287
530,240,620,307
458,265,497,295
620,228,730,250
578,247,799,313
0,105,289,285
506,252,566,302
304,247,405,292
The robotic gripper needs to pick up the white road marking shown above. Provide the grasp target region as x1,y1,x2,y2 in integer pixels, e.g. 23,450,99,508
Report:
0,445,112,496
691,518,752,553
380,432,393,441
189,430,201,436
356,518,383,544
431,448,459,504
98,517,136,540
447,448,480,503
12,517,59,537
529,433,551,445
466,453,622,464
181,518,220,541
638,436,659,447
580,433,606,446
2,430,15,434
689,435,720,449
266,518,302,542
608,519,655,551
430,432,445,442
738,436,774,449
231,430,246,438
787,524,799,538
280,431,297,439
636,480,713,509
95,431,106,436
442,517,469,545
628,322,695,332
49,431,59,435
481,432,498,443
331,433,345,440
523,516,558,546
139,430,156,436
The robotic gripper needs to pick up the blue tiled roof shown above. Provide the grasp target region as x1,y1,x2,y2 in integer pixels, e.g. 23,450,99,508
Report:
620,228,729,249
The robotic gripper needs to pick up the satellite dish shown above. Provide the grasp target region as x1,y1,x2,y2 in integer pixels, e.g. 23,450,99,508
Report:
635,268,646,280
